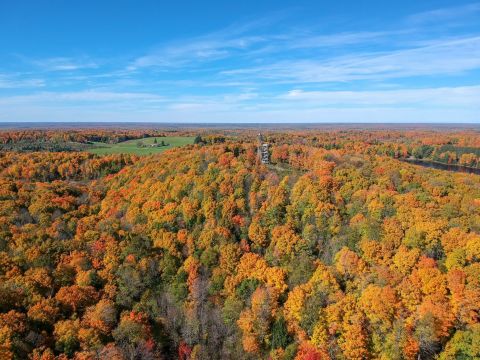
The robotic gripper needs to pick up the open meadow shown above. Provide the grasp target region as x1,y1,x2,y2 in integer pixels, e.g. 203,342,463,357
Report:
88,136,195,155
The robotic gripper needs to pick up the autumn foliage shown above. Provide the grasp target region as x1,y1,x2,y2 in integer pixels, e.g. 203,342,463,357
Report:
0,128,480,359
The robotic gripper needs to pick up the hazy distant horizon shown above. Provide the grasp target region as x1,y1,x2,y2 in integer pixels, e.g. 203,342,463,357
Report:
1,121,479,131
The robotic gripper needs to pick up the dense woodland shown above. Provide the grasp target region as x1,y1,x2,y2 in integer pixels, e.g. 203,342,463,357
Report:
0,128,480,359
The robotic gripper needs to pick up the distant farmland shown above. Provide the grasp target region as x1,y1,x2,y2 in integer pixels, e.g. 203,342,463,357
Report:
88,136,195,155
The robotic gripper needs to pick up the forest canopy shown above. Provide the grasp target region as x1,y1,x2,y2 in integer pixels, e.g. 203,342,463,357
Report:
0,127,479,359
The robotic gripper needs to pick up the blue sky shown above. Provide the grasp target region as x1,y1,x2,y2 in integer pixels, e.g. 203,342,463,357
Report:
0,0,479,123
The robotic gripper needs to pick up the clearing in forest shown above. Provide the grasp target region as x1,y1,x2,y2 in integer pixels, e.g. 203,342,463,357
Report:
88,136,195,155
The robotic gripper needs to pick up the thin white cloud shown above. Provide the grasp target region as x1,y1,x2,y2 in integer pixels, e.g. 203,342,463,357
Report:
290,31,397,49
127,16,280,71
222,36,480,83
0,74,45,88
167,92,258,112
406,2,480,25
128,29,399,71
0,90,165,105
128,35,269,70
29,57,98,71
282,86,480,107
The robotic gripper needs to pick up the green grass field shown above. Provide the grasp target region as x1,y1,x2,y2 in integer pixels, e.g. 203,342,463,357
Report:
88,136,195,155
